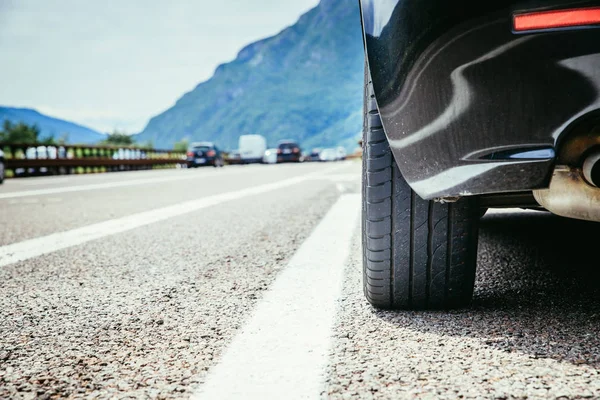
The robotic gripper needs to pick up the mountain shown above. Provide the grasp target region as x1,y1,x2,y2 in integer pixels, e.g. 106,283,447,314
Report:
0,107,106,144
137,0,364,152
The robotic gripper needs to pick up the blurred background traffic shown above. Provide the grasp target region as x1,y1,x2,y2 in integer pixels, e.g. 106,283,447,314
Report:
0,0,362,182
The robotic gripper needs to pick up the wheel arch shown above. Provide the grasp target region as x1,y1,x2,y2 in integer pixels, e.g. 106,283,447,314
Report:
359,0,600,200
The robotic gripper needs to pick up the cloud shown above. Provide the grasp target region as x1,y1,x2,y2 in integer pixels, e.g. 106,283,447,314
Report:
0,0,319,133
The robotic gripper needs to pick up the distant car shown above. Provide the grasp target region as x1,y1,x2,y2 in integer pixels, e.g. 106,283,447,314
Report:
0,149,4,184
306,148,322,162
276,140,301,163
263,148,278,164
239,134,267,164
319,148,338,162
336,147,347,161
186,142,224,168
227,149,243,165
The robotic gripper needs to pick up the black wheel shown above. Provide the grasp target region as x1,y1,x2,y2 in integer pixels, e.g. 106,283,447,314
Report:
362,62,480,310
0,160,4,184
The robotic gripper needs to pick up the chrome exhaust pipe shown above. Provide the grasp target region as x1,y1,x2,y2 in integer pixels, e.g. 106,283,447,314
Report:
534,166,600,222
583,151,600,188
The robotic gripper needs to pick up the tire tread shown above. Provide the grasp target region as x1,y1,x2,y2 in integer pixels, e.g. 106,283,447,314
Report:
362,60,479,310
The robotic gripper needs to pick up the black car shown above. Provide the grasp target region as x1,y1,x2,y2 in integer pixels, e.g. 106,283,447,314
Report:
0,148,4,184
360,1,600,310
186,142,224,168
276,140,301,163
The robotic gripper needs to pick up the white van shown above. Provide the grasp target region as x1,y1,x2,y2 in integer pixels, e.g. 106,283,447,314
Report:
239,135,267,164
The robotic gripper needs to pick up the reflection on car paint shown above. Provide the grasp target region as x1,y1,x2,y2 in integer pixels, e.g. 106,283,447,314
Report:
361,0,600,198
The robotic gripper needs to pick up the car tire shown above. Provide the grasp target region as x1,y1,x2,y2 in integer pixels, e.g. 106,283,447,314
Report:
0,160,4,184
362,61,480,310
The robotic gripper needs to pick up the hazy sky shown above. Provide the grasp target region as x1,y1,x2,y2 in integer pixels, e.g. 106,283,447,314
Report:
0,0,319,133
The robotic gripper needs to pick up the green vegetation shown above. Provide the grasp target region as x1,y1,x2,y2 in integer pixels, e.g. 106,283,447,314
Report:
101,130,135,146
98,130,154,150
137,0,363,152
98,130,157,150
0,107,105,144
0,120,58,144
173,139,189,152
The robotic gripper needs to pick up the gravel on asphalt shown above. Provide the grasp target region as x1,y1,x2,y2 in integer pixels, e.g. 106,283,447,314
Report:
0,180,340,399
324,211,600,399
0,163,335,246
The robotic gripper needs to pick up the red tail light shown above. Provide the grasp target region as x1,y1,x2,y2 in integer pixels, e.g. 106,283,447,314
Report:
277,149,282,154
186,151,194,157
514,7,600,32
293,148,300,154
207,150,216,157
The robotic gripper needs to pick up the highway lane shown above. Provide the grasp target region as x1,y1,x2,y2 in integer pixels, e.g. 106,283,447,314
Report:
325,212,600,399
0,163,348,246
0,162,359,399
1,162,600,399
0,168,197,193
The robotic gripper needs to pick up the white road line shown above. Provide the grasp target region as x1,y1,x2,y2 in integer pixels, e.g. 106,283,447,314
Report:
486,208,545,216
19,177,74,186
0,168,257,200
0,166,346,268
14,171,183,186
191,194,360,400
324,173,360,182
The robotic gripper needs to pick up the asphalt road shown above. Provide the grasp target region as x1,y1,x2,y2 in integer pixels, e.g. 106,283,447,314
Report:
1,162,599,399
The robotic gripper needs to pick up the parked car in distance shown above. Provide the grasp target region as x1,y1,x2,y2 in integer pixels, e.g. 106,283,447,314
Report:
276,140,301,163
239,134,267,164
263,148,278,164
306,148,322,162
0,148,5,184
319,148,338,162
336,146,347,161
226,149,242,165
186,142,224,168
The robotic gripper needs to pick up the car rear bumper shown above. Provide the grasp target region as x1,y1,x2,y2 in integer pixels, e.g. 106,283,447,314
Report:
361,0,600,199
240,157,264,164
277,154,301,162
187,157,217,166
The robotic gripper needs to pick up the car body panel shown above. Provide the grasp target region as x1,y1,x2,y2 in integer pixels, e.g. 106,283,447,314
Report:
186,142,222,167
263,148,278,164
276,140,302,163
0,148,4,183
360,0,600,199
319,148,338,162
239,134,267,163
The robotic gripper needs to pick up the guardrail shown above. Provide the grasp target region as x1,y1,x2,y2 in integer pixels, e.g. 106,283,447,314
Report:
1,143,186,178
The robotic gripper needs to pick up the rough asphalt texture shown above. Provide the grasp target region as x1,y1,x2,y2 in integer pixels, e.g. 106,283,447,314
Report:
0,166,341,399
325,212,600,399
2,163,600,399
0,164,328,246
